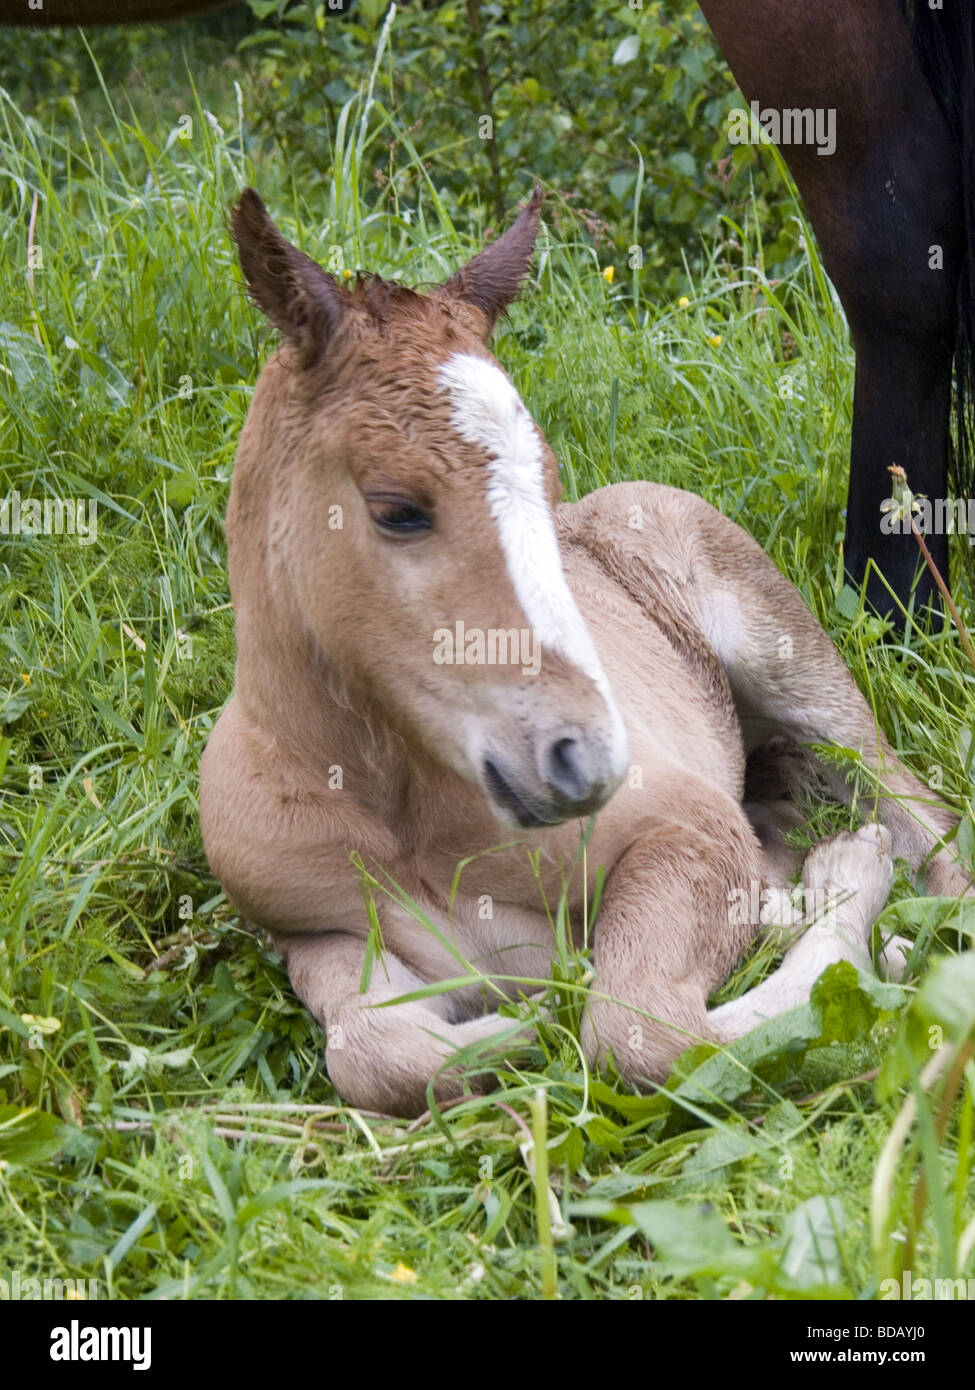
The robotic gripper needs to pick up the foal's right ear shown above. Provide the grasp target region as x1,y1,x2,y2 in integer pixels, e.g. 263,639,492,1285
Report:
231,188,343,368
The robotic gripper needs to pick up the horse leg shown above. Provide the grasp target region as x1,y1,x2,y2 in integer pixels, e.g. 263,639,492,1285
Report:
575,479,969,1075
699,0,963,617
581,790,895,1078
581,788,765,1082
570,480,969,892
675,488,971,895
709,825,894,1040
277,931,531,1116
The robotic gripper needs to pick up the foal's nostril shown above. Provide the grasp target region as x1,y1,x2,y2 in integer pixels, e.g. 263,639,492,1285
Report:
545,736,590,802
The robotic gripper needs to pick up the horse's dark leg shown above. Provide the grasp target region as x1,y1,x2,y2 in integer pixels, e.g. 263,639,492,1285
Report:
700,0,963,618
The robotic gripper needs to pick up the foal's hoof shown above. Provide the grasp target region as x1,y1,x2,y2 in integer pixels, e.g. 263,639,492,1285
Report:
801,824,894,928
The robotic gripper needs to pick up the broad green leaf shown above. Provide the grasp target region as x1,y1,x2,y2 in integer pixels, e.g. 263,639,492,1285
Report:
780,1195,846,1286
571,1197,774,1281
810,960,907,1044
914,950,975,1040
0,1106,70,1166
673,1002,819,1106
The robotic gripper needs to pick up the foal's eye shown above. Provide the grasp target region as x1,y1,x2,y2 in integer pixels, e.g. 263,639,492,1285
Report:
368,499,433,535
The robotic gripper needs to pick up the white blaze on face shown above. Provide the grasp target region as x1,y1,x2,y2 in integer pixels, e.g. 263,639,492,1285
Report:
436,352,627,766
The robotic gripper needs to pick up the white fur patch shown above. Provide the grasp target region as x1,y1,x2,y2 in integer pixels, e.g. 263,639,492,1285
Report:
436,352,627,764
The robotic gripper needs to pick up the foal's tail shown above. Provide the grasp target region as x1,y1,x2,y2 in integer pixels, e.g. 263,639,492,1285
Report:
904,1,975,533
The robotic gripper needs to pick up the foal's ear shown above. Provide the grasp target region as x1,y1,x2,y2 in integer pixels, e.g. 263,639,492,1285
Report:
443,185,544,334
231,188,343,368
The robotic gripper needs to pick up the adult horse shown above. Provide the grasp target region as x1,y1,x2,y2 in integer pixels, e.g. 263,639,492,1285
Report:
4,0,974,619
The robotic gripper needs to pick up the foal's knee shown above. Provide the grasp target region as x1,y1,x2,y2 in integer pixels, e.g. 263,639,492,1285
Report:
581,984,710,1088
325,1001,537,1116
324,1003,483,1116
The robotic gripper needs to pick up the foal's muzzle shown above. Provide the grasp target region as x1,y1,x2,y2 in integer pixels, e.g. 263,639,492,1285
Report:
482,727,625,828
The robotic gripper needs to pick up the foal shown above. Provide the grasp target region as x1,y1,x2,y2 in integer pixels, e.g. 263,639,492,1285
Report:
200,187,970,1116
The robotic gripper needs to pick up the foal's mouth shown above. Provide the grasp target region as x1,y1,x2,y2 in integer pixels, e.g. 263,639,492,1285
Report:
481,756,609,828
482,758,563,827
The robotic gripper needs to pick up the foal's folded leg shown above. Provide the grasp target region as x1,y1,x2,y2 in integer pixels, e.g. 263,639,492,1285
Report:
278,931,531,1117
574,482,969,894
679,493,972,898
709,823,893,1041
584,815,898,1077
581,794,765,1084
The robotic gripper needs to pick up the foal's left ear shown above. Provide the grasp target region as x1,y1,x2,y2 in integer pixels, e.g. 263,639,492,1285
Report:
443,185,544,334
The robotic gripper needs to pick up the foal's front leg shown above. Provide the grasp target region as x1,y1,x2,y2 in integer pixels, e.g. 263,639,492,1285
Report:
582,784,764,1083
585,808,898,1078
278,931,529,1116
709,823,893,1040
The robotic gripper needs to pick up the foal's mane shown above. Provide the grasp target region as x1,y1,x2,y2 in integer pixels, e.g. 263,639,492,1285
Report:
344,273,430,326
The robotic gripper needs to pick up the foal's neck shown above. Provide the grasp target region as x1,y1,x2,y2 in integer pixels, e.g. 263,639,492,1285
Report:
237,611,417,818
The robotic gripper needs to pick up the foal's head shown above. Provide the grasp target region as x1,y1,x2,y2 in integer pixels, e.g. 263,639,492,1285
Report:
230,187,628,828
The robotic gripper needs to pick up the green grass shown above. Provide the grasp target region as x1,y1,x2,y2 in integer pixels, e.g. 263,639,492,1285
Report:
1,33,974,1302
